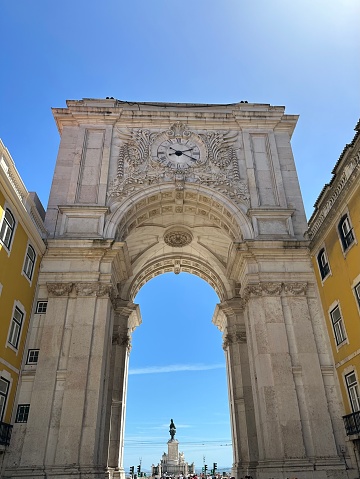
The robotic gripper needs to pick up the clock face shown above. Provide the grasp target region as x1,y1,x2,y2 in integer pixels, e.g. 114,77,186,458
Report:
155,137,203,169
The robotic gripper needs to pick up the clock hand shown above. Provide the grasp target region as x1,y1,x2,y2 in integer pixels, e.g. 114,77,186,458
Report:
168,148,195,156
178,151,198,161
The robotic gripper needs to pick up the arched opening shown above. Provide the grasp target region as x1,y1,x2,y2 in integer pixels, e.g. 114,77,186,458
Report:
124,272,232,474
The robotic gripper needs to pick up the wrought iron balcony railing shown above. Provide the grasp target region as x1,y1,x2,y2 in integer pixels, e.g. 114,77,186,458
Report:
0,421,13,446
343,411,360,436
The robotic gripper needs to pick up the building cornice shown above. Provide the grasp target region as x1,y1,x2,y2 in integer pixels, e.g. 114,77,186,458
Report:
0,140,47,250
308,125,360,242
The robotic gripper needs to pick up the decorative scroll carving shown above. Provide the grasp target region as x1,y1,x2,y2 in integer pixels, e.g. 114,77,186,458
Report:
97,284,114,297
283,282,308,295
164,230,193,248
47,283,73,297
199,130,238,168
108,124,250,207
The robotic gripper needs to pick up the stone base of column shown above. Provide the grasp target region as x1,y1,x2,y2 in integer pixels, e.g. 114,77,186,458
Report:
106,467,126,479
3,465,106,479
253,457,350,479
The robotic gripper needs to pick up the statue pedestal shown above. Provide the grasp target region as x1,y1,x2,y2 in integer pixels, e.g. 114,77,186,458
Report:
167,439,179,464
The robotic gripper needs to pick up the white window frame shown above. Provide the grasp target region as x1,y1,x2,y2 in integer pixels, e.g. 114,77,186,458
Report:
15,404,30,423
354,283,360,309
345,371,360,413
35,301,48,314
316,246,331,282
329,302,347,348
26,349,39,365
0,205,17,254
6,301,26,354
0,376,10,422
22,243,36,283
337,212,356,254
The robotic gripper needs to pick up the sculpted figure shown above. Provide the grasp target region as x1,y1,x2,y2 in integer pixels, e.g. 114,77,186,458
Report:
169,418,176,439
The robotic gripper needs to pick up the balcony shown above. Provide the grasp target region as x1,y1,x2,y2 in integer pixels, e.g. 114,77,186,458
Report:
343,411,360,436
0,421,13,447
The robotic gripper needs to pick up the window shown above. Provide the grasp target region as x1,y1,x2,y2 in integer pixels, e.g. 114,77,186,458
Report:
338,214,354,250
36,301,48,314
8,306,24,349
330,305,346,345
15,404,30,423
0,208,15,249
26,349,39,364
23,245,36,280
345,372,360,412
0,377,10,422
355,283,360,308
317,248,330,280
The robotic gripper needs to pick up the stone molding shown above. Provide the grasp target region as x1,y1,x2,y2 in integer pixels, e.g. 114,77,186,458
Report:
46,282,114,298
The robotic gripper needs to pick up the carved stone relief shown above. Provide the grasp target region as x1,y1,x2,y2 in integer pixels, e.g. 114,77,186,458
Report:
47,282,73,297
108,122,250,207
243,282,307,299
47,282,114,298
163,229,193,248
223,328,247,350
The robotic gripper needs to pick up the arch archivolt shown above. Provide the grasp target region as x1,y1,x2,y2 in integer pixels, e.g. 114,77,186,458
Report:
104,183,254,241
127,254,228,301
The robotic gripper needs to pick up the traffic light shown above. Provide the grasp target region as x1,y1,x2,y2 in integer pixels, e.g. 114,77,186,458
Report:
204,465,208,474
213,463,217,472
137,465,141,475
130,466,134,476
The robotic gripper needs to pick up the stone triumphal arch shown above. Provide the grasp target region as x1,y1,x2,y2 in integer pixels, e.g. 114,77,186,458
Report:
5,99,349,479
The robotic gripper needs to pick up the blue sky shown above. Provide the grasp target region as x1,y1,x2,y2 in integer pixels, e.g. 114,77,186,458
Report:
1,0,359,471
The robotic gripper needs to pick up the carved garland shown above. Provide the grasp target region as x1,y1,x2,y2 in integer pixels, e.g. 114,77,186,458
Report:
46,282,114,298
243,282,308,299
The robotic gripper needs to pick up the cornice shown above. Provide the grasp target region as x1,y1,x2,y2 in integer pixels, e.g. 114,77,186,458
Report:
52,98,297,135
308,149,360,242
0,143,47,251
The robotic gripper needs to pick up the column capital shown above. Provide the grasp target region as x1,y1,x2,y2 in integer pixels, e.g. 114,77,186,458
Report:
112,327,132,351
223,327,247,350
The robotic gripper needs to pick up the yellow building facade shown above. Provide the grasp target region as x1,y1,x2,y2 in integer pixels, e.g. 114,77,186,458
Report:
0,139,46,449
308,121,360,455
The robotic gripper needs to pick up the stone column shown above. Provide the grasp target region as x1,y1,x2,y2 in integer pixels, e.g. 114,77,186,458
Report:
106,302,141,479
243,280,346,478
213,300,258,479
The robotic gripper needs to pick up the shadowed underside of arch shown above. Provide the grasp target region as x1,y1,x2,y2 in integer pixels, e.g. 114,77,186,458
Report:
106,185,251,302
